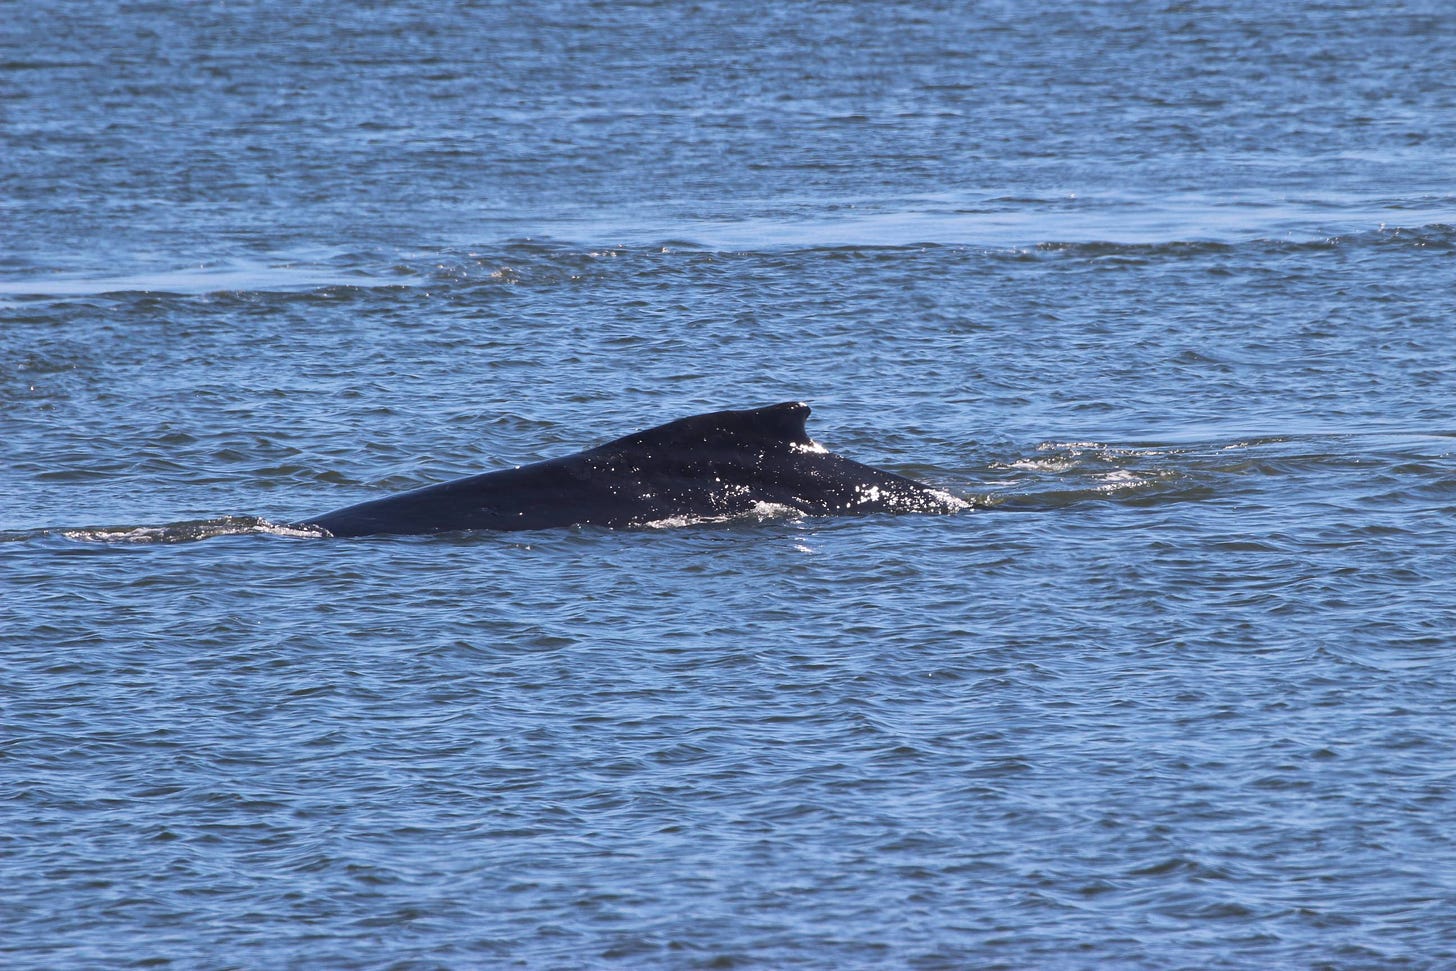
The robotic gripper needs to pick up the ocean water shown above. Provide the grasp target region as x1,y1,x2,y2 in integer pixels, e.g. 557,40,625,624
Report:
5,2,1456,968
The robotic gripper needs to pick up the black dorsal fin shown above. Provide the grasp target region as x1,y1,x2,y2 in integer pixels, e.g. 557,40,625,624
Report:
602,402,814,452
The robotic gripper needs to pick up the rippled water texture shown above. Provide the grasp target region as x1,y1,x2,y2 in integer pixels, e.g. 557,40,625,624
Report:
5,2,1456,968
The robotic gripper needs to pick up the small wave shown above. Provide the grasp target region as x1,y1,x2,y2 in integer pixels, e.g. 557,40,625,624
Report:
979,427,1456,512
0,259,406,301
58,517,317,544
462,191,1456,253
637,501,807,530
981,439,1240,509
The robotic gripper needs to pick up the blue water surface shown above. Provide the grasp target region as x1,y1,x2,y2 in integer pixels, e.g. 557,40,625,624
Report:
5,2,1456,968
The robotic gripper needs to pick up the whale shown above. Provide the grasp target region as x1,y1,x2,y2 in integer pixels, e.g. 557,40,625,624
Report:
291,401,964,537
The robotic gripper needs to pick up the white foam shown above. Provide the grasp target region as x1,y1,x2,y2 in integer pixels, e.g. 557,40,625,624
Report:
637,501,805,530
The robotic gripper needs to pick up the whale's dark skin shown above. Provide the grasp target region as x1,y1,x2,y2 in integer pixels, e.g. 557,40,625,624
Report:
292,402,963,537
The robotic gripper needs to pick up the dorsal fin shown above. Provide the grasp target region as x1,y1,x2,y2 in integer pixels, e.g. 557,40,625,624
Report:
602,401,814,452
